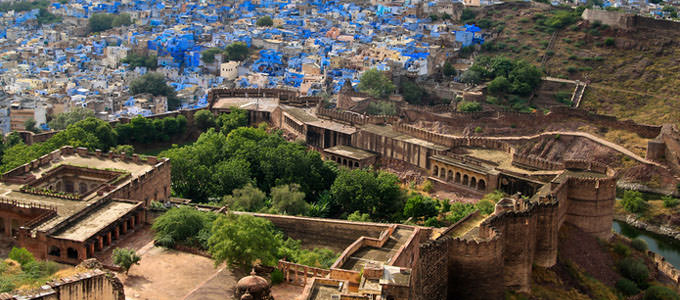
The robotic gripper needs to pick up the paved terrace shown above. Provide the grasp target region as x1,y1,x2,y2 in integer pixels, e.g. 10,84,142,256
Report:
340,227,414,271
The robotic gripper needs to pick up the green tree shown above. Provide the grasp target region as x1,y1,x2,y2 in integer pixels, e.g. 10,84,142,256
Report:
129,72,181,110
458,101,482,112
37,7,61,24
194,109,216,131
403,194,438,220
400,80,426,105
211,158,252,197
208,214,282,268
663,195,679,208
112,13,132,27
447,202,476,224
152,207,216,248
112,248,141,275
224,42,250,61
347,211,372,222
487,76,510,94
443,61,456,77
330,169,404,221
24,119,39,133
88,13,115,32
216,108,248,135
121,53,157,69
8,247,34,266
111,144,134,156
366,101,397,115
621,190,647,214
48,107,95,130
618,257,649,286
256,16,273,27
222,183,266,212
271,184,309,215
358,68,395,99
201,47,222,64
476,199,495,215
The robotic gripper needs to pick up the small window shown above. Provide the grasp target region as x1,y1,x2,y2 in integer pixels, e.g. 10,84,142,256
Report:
48,246,61,257
67,247,78,259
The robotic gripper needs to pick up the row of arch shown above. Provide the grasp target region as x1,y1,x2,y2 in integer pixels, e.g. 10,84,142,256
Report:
330,155,360,169
433,165,486,191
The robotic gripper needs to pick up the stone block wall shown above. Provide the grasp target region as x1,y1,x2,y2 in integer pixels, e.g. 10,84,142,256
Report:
565,176,616,240
412,238,448,300
7,269,124,300
447,227,504,300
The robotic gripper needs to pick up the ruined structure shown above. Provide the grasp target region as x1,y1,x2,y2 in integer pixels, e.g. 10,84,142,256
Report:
235,271,274,300
0,146,170,264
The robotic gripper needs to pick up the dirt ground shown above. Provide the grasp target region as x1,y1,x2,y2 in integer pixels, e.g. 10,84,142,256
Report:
120,244,225,300
271,283,305,300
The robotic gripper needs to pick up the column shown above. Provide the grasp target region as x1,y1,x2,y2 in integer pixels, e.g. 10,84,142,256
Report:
106,232,112,246
80,245,88,260
114,227,120,240
97,236,104,250
122,222,128,234
89,243,95,258
129,217,135,230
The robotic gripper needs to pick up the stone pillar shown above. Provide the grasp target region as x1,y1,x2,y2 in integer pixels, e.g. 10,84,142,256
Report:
80,245,88,260
98,236,104,250
129,217,135,230
89,243,95,258
106,231,112,246
114,227,120,240
122,221,128,234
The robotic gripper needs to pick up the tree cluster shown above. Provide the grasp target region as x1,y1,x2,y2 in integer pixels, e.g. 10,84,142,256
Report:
358,68,395,99
48,107,95,130
201,42,250,64
129,72,181,110
88,13,132,33
121,53,158,69
116,115,187,144
256,16,273,27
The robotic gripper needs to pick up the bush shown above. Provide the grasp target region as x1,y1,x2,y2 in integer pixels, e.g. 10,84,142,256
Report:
614,242,631,257
476,199,495,215
618,257,649,285
152,207,216,249
9,247,35,266
622,190,648,214
663,196,679,208
112,248,141,275
21,261,60,279
0,277,15,293
604,37,615,46
271,269,284,285
631,238,648,252
615,278,640,296
474,126,483,133
256,16,273,27
644,286,680,300
458,101,482,112
422,180,433,193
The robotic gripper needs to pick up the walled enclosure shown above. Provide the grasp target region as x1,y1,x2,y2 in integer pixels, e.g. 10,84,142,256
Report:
0,269,124,300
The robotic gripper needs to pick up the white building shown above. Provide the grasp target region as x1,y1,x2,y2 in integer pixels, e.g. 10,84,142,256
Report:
220,61,240,80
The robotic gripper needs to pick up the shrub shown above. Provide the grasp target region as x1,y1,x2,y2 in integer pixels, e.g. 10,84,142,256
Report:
422,180,433,193
615,278,640,296
618,257,649,285
613,242,631,257
256,16,273,27
458,101,482,112
476,199,495,215
631,238,648,252
644,286,680,300
0,277,15,293
604,37,615,46
474,126,483,133
271,269,284,285
622,190,648,214
663,196,680,208
424,216,444,227
152,207,216,248
9,247,35,266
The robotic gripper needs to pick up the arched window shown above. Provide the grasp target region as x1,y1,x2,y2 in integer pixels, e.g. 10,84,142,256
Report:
48,246,61,257
67,247,78,259
433,166,439,176
354,162,359,168
447,170,453,181
462,175,469,185
455,172,461,183
470,177,477,189
478,179,486,191
439,168,446,178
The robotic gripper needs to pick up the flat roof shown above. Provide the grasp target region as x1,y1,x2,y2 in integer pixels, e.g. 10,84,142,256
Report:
213,97,279,112
306,120,357,135
325,145,375,160
360,124,449,151
282,106,319,123
52,200,138,242
430,154,492,174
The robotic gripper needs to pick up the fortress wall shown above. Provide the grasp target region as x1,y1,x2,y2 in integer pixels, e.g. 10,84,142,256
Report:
233,212,389,252
512,153,564,171
533,203,559,267
581,8,632,29
632,15,680,31
447,229,504,300
412,238,448,300
565,177,616,239
496,212,536,293
14,269,124,300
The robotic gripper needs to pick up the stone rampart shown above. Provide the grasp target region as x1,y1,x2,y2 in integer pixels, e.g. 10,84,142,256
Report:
581,8,633,29
5,269,124,300
512,153,564,171
447,227,504,299
412,237,448,300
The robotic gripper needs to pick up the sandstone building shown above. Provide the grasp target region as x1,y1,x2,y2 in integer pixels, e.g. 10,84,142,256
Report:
0,146,170,265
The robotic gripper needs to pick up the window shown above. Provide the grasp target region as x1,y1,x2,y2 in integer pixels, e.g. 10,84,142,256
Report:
48,246,61,257
67,247,78,259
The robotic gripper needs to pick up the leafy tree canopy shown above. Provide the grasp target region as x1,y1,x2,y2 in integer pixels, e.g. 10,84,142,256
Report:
358,68,395,99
